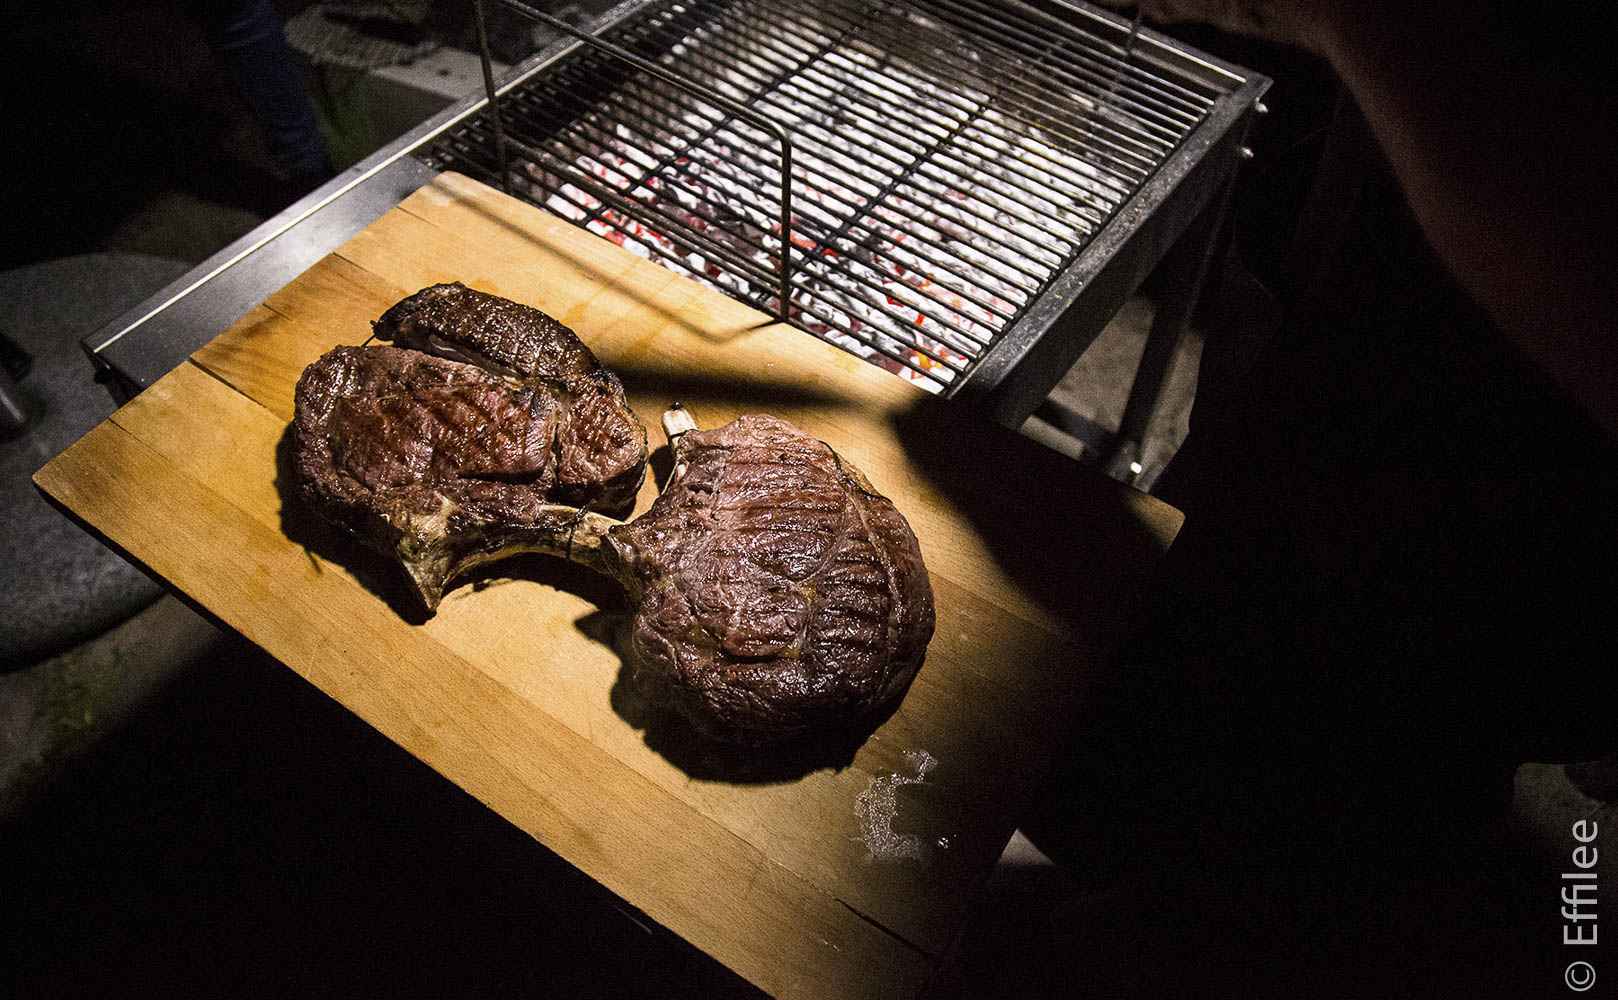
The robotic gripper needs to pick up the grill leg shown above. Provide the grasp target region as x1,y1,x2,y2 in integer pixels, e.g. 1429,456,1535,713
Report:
1102,174,1236,486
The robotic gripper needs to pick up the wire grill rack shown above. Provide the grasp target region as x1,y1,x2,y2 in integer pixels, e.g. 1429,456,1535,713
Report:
422,0,1224,391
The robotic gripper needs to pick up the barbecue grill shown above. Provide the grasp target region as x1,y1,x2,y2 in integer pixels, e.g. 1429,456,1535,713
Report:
86,0,1267,461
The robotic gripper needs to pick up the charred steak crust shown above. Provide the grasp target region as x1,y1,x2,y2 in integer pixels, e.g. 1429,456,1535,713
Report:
372,283,647,510
373,281,597,380
292,285,648,610
611,415,935,745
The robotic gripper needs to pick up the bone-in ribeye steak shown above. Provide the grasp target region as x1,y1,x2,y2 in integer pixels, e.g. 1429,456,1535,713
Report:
507,410,936,745
293,283,647,610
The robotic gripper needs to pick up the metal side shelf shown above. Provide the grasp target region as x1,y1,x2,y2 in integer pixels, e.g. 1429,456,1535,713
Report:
85,155,437,399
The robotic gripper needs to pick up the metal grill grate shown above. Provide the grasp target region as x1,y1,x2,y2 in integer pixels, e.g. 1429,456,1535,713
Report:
423,0,1224,391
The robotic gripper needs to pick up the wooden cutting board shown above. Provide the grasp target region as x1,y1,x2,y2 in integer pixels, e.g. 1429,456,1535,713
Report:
35,172,1181,998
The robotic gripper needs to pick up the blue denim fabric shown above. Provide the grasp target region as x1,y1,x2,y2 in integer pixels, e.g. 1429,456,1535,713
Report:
194,0,332,182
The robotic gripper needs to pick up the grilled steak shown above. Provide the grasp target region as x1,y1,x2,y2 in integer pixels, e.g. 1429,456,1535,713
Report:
615,410,935,744
293,285,647,611
293,284,931,741
492,409,935,745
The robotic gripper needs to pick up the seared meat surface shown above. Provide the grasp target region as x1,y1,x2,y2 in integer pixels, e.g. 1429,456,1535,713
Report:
372,281,600,381
371,283,646,509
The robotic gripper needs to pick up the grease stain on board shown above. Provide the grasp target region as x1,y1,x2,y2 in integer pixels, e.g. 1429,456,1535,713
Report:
854,749,939,861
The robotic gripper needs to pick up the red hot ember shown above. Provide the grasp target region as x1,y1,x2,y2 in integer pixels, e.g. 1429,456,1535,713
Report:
507,1,1156,391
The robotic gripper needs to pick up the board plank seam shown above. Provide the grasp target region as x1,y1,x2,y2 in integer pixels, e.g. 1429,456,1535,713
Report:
180,357,270,414
838,897,931,960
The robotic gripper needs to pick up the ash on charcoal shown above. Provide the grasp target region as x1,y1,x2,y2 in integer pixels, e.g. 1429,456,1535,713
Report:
495,0,1159,391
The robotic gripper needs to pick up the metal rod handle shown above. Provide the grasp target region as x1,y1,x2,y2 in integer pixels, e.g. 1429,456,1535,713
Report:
472,0,797,319
471,0,513,194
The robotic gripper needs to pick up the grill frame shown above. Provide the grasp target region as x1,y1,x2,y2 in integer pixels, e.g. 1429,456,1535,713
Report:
437,0,1270,422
